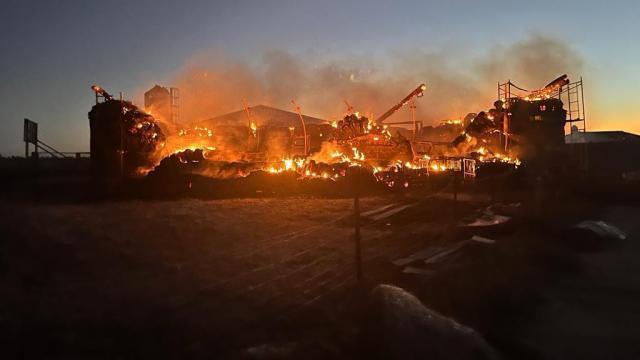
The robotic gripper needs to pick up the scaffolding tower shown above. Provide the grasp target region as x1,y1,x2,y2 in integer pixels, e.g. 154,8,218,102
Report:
498,77,586,133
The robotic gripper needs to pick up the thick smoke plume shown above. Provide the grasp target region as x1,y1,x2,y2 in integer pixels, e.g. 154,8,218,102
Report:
173,32,583,127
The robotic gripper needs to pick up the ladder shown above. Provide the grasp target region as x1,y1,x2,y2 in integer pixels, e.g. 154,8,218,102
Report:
563,77,586,132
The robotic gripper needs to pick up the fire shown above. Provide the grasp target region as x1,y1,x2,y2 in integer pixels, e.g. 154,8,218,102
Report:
177,126,213,137
524,93,552,102
326,146,366,164
352,147,365,161
283,158,294,171
472,149,521,166
172,145,216,154
141,92,524,185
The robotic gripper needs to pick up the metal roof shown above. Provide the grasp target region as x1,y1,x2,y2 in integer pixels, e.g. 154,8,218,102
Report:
565,131,640,144
201,105,328,127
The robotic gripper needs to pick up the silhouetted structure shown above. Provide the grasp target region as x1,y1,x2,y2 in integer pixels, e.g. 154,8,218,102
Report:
565,130,640,181
144,85,179,124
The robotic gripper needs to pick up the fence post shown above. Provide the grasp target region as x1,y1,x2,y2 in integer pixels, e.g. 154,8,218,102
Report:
354,194,363,281
452,173,459,224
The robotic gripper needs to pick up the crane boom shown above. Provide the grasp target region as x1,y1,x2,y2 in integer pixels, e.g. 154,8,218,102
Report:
376,83,426,124
91,85,113,101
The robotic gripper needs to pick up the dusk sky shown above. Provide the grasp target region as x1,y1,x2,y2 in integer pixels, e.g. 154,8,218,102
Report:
1,0,639,156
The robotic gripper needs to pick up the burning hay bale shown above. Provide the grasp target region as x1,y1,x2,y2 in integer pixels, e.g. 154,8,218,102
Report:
148,148,205,177
330,112,413,163
89,90,165,178
143,148,386,198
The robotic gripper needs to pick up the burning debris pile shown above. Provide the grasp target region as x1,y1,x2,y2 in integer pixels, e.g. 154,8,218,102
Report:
89,75,582,195
89,86,166,178
143,83,435,190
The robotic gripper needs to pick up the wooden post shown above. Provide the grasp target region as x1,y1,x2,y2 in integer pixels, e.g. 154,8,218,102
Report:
354,194,363,281
452,174,458,224
119,123,124,179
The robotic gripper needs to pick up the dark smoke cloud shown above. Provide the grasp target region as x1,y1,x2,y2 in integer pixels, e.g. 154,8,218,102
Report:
477,32,585,88
173,32,584,126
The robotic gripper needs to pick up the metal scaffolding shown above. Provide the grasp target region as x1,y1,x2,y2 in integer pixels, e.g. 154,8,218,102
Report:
498,77,587,133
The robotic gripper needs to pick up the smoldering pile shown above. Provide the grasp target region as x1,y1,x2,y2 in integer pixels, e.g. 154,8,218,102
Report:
140,148,386,198
149,149,262,179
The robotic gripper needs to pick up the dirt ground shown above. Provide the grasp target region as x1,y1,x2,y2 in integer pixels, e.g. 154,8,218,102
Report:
0,193,473,358
512,205,640,359
1,190,640,359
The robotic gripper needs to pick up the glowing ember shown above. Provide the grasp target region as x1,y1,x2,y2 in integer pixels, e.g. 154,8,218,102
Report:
283,158,294,171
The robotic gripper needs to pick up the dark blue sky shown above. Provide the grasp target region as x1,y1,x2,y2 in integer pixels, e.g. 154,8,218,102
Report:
1,0,639,155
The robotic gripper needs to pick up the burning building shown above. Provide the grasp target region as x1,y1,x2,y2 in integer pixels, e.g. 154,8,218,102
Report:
496,75,580,162
443,75,585,167
90,76,593,191
199,104,331,160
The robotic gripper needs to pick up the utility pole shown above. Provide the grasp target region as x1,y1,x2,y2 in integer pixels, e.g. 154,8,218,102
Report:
242,99,258,151
410,97,417,141
453,172,459,224
290,100,308,155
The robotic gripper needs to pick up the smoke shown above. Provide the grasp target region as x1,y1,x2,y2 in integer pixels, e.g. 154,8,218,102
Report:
173,31,583,127
477,33,585,87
